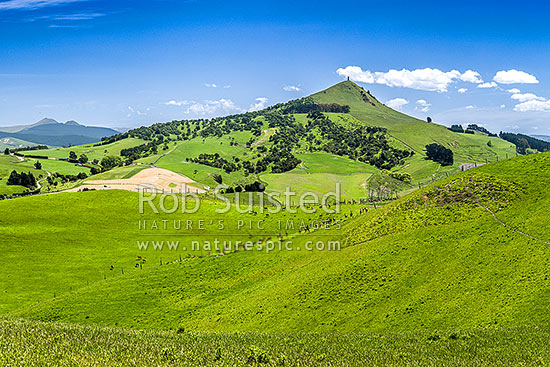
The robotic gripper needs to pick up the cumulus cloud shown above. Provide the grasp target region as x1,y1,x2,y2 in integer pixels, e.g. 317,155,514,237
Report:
460,70,483,83
465,105,475,109
0,0,82,10
510,93,545,103
283,85,301,92
164,100,191,107
248,97,268,112
415,99,431,112
493,69,539,84
457,88,468,94
477,82,498,88
204,83,217,88
500,104,506,108
223,85,231,89
514,100,550,112
507,88,521,94
336,66,484,92
164,99,243,115
386,98,409,110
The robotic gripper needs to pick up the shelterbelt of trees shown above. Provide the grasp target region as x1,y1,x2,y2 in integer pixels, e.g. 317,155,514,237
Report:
100,97,414,174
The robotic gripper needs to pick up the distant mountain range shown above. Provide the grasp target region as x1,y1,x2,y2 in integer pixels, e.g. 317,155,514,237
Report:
0,118,118,147
532,135,550,142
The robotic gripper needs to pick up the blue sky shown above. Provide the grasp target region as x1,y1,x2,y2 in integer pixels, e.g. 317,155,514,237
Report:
1,0,549,135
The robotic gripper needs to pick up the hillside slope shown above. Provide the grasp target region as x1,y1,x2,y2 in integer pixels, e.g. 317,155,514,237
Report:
311,81,516,161
10,153,550,332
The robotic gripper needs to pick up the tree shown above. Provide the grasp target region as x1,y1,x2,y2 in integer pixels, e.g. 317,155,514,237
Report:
4,148,9,155
100,156,122,170
77,172,88,180
425,143,454,166
7,170,37,189
69,151,77,161
212,173,223,184
78,154,88,164
487,140,493,147
448,125,464,133
427,117,432,123
34,161,42,170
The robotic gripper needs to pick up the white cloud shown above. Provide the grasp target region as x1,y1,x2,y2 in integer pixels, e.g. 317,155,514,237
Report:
164,100,191,107
477,82,498,88
386,98,409,110
223,85,231,89
465,105,475,109
283,85,301,92
204,83,217,88
514,100,550,112
127,106,146,117
457,88,468,94
500,104,506,108
507,88,521,94
510,93,545,103
248,97,268,112
164,99,243,115
460,70,483,83
493,69,539,84
336,66,483,92
0,0,82,10
415,99,431,112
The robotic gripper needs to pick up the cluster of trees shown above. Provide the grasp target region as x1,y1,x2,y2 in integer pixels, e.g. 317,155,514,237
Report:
8,145,48,153
467,124,497,137
448,125,466,133
425,143,454,166
499,132,550,154
187,153,239,173
305,111,413,170
270,97,350,114
448,124,498,137
120,142,159,162
382,170,412,184
100,156,122,170
68,151,88,164
47,172,87,186
7,171,37,188
222,181,265,194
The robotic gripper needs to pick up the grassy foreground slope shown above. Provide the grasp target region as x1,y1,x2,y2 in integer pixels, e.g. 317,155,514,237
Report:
0,190,347,314
12,154,550,332
1,318,548,367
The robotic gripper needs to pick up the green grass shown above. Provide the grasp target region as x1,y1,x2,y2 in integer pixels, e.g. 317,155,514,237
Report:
1,318,548,366
0,189,349,315
20,138,146,161
311,81,517,177
0,155,44,195
85,164,148,180
149,133,257,187
4,153,549,333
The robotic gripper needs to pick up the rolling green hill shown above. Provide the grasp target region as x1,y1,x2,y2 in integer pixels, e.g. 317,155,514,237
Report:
5,153,549,334
14,82,517,200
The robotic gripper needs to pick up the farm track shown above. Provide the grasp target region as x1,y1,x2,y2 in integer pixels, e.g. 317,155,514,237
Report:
474,199,550,245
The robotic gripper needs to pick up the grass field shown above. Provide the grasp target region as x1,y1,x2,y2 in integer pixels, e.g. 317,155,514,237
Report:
0,154,44,195
3,154,548,334
19,138,146,161
0,189,350,315
1,318,548,366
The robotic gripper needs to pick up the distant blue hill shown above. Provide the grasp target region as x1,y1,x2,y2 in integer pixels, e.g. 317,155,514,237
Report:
532,135,550,142
0,118,118,147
